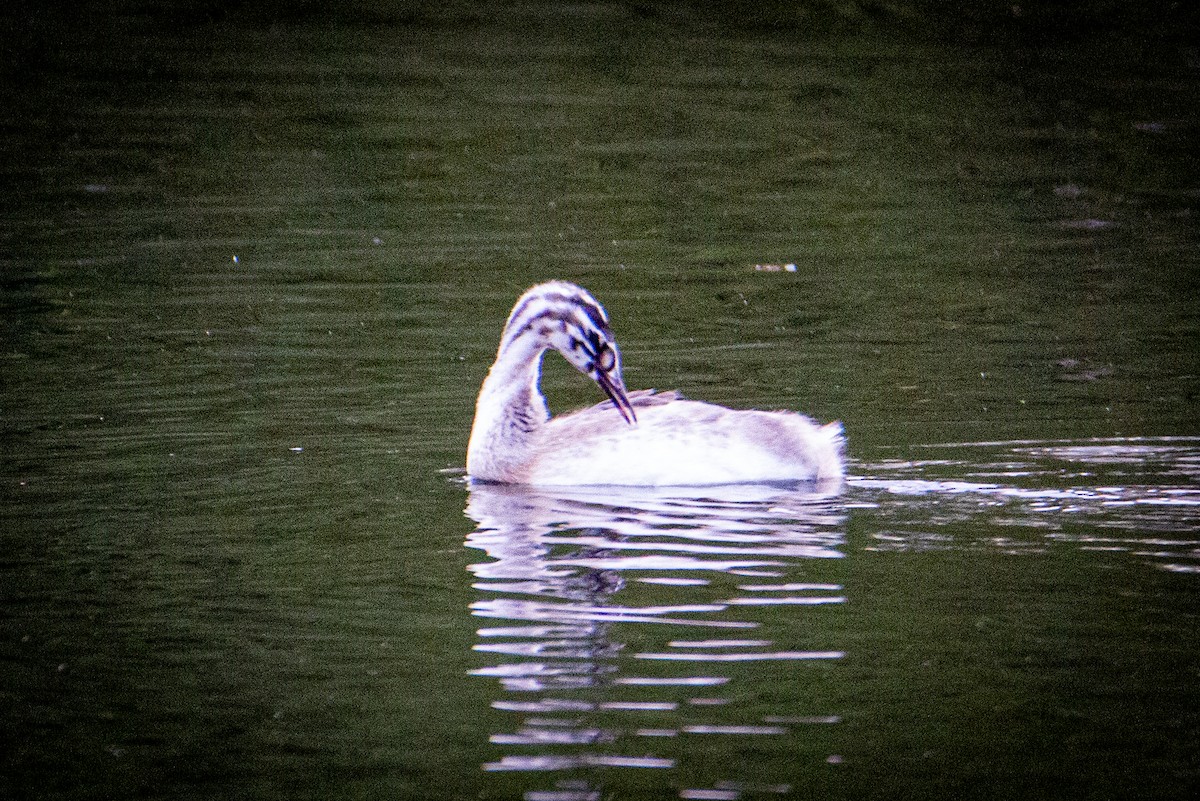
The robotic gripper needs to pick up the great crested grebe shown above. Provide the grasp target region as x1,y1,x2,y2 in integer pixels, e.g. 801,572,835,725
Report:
466,281,844,487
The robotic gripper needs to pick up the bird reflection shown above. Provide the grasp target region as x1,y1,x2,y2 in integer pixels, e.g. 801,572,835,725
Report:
462,481,848,797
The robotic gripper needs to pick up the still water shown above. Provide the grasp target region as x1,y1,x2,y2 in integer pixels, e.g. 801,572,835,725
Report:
2,2,1198,799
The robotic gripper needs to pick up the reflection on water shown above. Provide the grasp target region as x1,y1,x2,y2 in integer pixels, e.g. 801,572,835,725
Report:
464,482,846,798
3,0,1198,797
461,437,1200,798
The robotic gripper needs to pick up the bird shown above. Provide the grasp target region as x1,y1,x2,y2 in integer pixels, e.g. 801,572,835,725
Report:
466,281,845,487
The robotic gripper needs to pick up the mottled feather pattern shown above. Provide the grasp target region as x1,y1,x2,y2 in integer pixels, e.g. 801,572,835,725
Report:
467,282,844,487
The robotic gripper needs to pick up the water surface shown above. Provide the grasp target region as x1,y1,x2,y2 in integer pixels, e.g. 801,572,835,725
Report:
2,2,1198,799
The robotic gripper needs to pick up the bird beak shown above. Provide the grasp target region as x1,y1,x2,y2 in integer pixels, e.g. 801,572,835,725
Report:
595,370,637,425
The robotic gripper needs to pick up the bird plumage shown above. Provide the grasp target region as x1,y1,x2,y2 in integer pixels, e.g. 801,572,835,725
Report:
466,281,844,487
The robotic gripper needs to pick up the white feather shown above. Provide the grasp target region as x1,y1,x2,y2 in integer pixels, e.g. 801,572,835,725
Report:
467,282,845,487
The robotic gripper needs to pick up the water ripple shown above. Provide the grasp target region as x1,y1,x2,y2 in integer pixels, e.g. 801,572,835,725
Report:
854,437,1200,569
465,481,845,796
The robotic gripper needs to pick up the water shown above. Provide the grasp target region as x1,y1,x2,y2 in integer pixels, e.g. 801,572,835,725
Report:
2,2,1198,799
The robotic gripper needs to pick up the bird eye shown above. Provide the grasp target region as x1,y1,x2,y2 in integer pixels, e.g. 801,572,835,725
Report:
596,345,616,371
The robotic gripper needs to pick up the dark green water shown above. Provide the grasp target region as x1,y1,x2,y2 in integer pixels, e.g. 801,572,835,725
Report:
2,2,1198,799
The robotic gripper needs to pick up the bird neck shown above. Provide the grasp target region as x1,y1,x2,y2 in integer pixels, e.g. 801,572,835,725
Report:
466,338,551,481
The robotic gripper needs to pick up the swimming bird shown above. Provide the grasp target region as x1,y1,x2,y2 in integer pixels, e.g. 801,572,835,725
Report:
466,281,845,487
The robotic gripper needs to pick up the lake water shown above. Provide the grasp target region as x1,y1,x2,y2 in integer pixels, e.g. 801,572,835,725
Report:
2,2,1198,799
